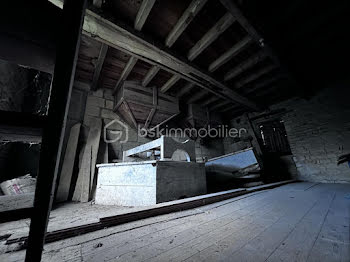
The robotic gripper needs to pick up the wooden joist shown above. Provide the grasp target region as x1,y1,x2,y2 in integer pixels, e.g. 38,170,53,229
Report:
113,56,138,94
50,0,260,110
142,65,159,87
224,49,267,81
209,100,231,111
219,0,286,69
188,12,235,61
246,74,286,94
134,0,156,31
219,104,238,112
208,35,252,72
91,43,108,90
144,87,158,128
187,89,208,104
160,75,180,93
176,82,195,98
235,64,277,89
201,96,220,107
165,0,208,47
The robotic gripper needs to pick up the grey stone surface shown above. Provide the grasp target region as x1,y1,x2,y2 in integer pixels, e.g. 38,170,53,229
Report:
105,100,114,109
95,160,206,206
86,96,105,108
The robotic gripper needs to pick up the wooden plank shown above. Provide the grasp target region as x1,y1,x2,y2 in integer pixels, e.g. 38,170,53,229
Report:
201,96,220,107
72,119,102,203
51,0,261,110
266,193,335,261
246,74,286,94
142,65,159,87
235,64,276,89
188,12,235,61
160,75,180,93
187,89,208,104
113,56,138,94
219,0,297,88
209,35,252,72
56,123,81,203
87,191,282,261
176,82,195,98
123,101,138,129
165,0,208,47
91,43,108,91
134,0,156,31
187,187,321,261
3,181,297,257
144,86,158,128
209,100,231,111
219,104,238,112
224,49,267,81
25,0,87,260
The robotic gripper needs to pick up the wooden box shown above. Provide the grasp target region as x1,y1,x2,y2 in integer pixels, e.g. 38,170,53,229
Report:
114,81,180,129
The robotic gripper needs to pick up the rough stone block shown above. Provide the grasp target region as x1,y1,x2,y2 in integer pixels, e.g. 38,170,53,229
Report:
86,96,105,108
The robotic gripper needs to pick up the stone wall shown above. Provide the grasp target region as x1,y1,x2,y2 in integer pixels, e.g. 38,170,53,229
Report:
271,85,350,183
83,88,150,162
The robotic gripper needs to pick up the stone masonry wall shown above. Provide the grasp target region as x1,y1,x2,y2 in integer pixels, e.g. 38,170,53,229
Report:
272,85,350,183
83,88,150,161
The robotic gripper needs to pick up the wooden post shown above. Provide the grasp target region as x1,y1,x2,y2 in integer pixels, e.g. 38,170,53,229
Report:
25,0,86,261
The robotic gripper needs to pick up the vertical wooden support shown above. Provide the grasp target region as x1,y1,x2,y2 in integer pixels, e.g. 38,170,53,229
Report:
25,0,87,261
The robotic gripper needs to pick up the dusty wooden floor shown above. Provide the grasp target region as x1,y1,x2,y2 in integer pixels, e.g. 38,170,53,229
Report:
1,182,349,261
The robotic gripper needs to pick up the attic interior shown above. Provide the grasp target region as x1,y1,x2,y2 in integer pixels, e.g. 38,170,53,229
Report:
0,0,349,261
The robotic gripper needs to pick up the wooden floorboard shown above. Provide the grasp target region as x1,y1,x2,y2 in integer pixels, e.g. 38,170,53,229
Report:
1,182,349,262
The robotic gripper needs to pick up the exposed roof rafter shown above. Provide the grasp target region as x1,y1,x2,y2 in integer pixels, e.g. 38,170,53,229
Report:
165,0,208,47
187,12,236,61
142,65,160,87
208,35,252,72
134,0,156,31
113,56,138,94
91,43,108,91
160,75,181,93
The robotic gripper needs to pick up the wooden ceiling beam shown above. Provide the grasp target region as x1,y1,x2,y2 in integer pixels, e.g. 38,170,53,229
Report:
142,65,160,87
224,49,267,81
201,96,220,107
219,104,238,113
208,35,252,72
235,64,277,89
49,0,260,110
176,82,195,98
165,0,208,48
246,74,286,94
219,0,295,76
91,43,108,90
188,12,235,61
160,75,181,93
134,0,156,31
113,56,138,93
209,100,231,111
187,89,208,104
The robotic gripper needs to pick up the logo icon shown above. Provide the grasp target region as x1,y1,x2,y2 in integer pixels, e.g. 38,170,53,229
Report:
104,119,129,144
